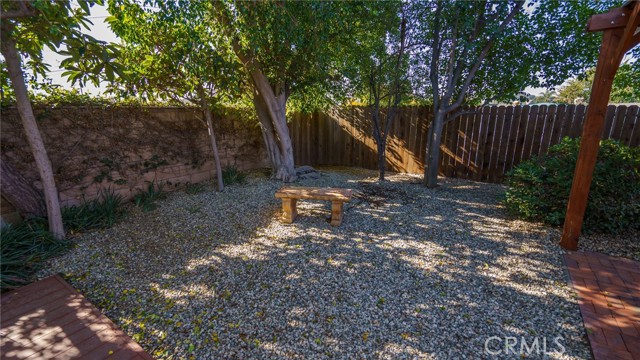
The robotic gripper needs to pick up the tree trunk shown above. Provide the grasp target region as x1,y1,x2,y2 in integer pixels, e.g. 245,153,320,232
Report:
250,77,297,182
253,92,283,173
1,29,65,238
377,141,386,181
424,109,447,188
0,157,46,218
204,111,224,192
199,95,224,191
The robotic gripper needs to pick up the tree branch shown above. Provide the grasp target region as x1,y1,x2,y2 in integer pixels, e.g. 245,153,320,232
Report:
430,0,443,111
1,0,37,20
445,0,524,112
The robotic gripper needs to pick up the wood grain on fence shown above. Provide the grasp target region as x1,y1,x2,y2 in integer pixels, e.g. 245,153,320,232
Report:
290,105,640,183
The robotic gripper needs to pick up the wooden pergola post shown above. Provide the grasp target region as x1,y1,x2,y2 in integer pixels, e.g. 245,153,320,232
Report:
560,1,640,250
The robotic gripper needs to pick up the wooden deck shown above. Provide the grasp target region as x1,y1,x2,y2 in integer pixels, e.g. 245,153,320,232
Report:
1,275,153,360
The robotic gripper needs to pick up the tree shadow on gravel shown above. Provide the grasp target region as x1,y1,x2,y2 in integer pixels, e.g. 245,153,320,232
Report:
48,170,590,360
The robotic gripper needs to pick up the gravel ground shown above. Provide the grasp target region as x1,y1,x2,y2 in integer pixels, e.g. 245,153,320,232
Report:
566,230,640,262
41,167,593,359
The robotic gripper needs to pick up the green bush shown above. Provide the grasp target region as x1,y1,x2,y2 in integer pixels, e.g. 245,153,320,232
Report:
505,137,640,233
62,188,125,232
222,166,247,186
134,181,166,211
1,221,70,291
185,182,206,195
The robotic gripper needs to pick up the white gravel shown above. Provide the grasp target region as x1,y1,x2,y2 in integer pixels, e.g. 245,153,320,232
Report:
41,167,592,359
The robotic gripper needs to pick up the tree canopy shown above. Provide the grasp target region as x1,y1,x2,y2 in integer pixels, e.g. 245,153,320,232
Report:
554,63,640,104
1,0,122,239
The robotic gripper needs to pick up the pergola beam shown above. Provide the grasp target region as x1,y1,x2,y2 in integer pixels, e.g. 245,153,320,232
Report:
560,1,640,250
587,7,629,31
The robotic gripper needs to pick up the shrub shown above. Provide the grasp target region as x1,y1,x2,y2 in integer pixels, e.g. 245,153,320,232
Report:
504,137,640,233
1,220,70,291
222,166,247,186
62,188,125,233
134,181,166,211
185,182,206,195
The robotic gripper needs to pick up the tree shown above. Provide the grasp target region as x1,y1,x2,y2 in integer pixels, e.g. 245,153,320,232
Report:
350,2,409,180
556,63,640,104
212,1,369,182
411,0,619,188
107,0,239,191
611,62,640,103
0,157,46,218
555,73,591,104
1,0,122,238
532,90,558,104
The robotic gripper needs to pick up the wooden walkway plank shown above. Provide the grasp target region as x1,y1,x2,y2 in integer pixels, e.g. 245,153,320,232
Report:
1,275,153,360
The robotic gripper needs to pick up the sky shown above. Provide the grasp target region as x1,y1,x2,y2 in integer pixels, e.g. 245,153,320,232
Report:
41,4,548,97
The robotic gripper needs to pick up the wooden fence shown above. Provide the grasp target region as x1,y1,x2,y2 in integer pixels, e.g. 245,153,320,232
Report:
289,104,640,183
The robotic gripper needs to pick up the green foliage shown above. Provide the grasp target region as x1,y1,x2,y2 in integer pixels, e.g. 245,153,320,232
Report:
185,183,207,195
106,0,239,107
26,83,168,107
0,61,14,107
611,62,640,103
409,1,620,105
553,62,640,104
62,188,125,232
134,181,166,212
1,0,123,89
1,221,70,291
505,137,640,233
213,1,380,113
221,166,247,186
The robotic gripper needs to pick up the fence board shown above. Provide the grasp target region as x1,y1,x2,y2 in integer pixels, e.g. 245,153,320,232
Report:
539,105,556,156
531,105,547,157
550,105,567,146
559,104,575,140
456,112,470,178
521,106,537,160
611,105,627,140
629,106,640,147
603,105,617,139
488,106,506,183
288,104,637,184
478,106,495,182
498,106,512,180
621,106,638,146
451,114,463,177
503,106,520,175
569,105,586,137
446,115,459,177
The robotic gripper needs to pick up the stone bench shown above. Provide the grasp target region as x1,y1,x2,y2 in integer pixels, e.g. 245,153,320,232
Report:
275,187,353,226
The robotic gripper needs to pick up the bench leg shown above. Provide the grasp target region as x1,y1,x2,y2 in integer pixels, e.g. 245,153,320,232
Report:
281,198,297,224
330,201,344,226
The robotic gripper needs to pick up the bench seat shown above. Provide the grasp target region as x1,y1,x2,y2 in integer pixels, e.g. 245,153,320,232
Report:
275,187,352,226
